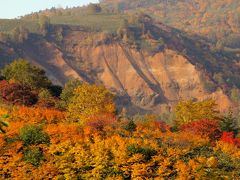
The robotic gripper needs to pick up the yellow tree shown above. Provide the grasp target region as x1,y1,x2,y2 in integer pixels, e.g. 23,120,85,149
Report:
174,99,219,126
67,83,116,124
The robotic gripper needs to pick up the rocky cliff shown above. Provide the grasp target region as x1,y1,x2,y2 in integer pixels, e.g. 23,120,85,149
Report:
0,25,235,114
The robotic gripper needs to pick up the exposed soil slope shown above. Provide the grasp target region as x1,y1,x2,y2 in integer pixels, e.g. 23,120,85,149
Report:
0,26,234,114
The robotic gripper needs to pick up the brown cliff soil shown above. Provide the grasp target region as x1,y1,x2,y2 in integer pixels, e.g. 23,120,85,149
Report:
0,31,234,114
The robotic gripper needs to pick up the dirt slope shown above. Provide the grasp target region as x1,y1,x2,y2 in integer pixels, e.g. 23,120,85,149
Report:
0,30,234,114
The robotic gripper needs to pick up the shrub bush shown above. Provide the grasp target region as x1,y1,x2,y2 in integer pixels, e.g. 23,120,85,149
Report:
0,80,38,106
37,89,56,107
19,125,50,146
86,113,117,132
24,147,44,166
220,132,240,147
123,119,137,133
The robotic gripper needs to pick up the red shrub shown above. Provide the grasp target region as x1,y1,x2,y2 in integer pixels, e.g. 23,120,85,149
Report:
0,80,37,106
0,80,8,90
86,113,117,132
180,119,222,141
220,132,240,147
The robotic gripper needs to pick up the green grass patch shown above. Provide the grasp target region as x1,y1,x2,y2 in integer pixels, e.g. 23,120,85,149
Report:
0,19,39,33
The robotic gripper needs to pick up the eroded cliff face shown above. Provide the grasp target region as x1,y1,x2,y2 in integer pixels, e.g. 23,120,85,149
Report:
62,42,231,113
0,31,232,114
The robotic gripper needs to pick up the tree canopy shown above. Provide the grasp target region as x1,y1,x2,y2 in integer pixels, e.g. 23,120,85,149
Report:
60,79,82,104
174,99,219,126
1,59,51,89
67,83,116,124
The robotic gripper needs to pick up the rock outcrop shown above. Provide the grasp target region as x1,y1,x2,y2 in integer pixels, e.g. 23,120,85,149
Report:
0,29,234,114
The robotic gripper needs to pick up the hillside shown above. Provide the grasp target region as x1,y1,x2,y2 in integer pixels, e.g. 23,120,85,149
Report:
101,0,240,49
0,19,239,114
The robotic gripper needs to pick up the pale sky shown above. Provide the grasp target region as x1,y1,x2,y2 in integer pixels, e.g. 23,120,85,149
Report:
0,0,99,19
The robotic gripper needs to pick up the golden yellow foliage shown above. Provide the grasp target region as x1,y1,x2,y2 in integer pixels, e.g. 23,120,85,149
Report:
67,83,116,124
174,99,219,125
0,105,239,179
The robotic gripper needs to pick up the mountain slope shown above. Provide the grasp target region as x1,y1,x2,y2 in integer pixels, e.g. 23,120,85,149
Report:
101,0,240,49
0,21,236,114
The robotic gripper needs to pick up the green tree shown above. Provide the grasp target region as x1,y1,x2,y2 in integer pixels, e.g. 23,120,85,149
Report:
123,119,137,133
60,79,82,104
24,147,44,166
174,99,219,126
220,112,239,136
1,59,51,89
48,84,62,97
19,125,50,146
67,83,116,124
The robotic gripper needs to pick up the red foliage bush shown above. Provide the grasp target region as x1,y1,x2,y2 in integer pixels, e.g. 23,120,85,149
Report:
37,97,57,108
180,119,222,141
86,113,117,132
220,132,240,147
0,80,37,106
0,80,8,88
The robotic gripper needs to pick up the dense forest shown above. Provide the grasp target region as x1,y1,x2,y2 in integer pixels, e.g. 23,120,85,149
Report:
0,60,239,179
0,0,240,179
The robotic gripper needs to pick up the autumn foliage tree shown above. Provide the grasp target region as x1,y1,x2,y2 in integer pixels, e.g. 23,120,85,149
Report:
0,54,239,179
67,83,116,124
180,119,222,141
37,89,56,107
0,104,239,179
174,99,219,126
0,80,37,106
85,113,117,132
